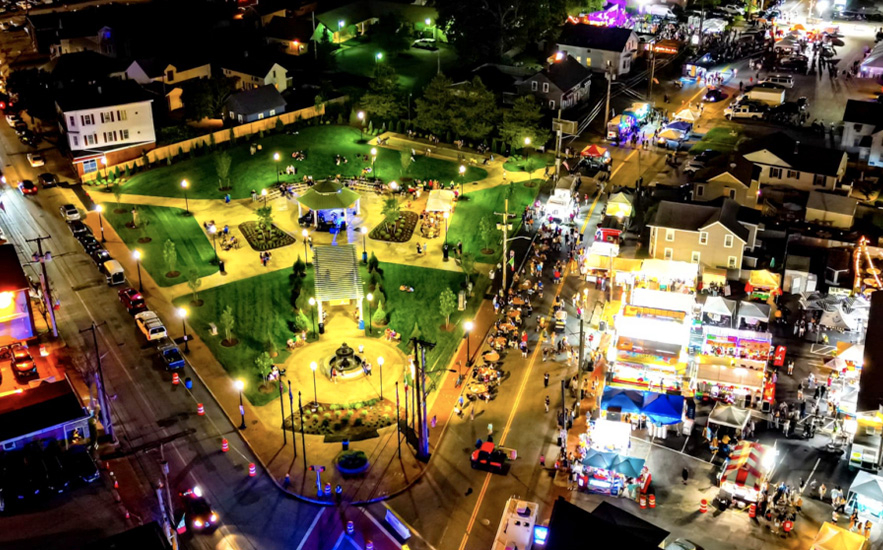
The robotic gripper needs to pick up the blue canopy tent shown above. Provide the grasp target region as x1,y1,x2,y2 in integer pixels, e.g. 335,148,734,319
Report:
600,388,643,414
610,456,646,478
640,393,684,425
582,449,618,469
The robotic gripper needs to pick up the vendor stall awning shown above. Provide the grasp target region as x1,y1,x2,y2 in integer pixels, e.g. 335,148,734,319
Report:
820,307,858,331
811,522,868,550
607,192,634,218
708,403,751,430
748,269,781,289
837,344,865,365
631,288,696,314
581,144,608,158
638,259,699,283
848,470,883,503
674,108,700,123
425,189,455,213
737,301,771,322
720,441,770,494
698,363,765,390
641,393,684,425
702,266,728,285
703,296,736,317
600,388,643,413
583,449,617,468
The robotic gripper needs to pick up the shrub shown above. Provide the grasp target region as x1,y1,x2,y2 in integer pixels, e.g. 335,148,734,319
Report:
321,418,330,427
353,418,363,427
360,410,369,416
353,401,364,409
323,412,332,419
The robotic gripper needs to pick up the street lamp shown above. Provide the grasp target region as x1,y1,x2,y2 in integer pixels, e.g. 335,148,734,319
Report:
377,356,384,400
523,136,531,159
95,204,106,242
337,20,344,44
302,229,309,263
209,225,218,265
464,320,474,366
357,111,365,142
458,164,466,196
370,147,378,179
375,52,383,63
178,307,189,353
309,361,318,406
365,293,374,336
100,156,108,181
443,211,449,242
181,179,190,215
261,188,268,205
133,249,143,292
273,152,280,184
235,379,246,429
308,297,317,336
360,226,369,263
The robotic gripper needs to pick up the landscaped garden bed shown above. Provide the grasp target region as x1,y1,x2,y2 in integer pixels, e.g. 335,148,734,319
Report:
288,398,396,441
238,221,296,251
369,212,418,243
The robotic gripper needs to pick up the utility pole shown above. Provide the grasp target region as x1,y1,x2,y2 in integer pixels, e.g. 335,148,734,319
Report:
298,391,307,471
288,381,296,456
80,322,115,445
494,199,516,293
577,311,585,404
27,236,57,337
648,44,657,104
603,61,615,135
554,107,563,178
159,444,179,550
311,12,318,61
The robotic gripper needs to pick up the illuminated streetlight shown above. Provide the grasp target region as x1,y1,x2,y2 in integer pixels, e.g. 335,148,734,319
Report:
178,307,189,353
309,361,318,406
458,164,466,196
375,52,383,63
357,111,365,141
95,204,106,242
360,226,369,262
234,379,246,429
181,179,190,215
261,188,268,205
133,250,143,292
337,20,345,44
273,152,280,184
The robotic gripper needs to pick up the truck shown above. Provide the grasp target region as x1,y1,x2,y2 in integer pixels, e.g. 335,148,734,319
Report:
471,441,509,472
492,498,540,550
745,86,785,106
544,177,576,221
157,338,185,370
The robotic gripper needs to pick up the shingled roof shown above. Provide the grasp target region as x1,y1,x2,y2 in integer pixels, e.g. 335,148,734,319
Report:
649,199,749,242
313,245,364,302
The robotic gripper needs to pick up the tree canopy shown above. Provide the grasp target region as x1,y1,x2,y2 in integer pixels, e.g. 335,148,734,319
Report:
371,12,412,56
360,64,401,119
415,74,498,140
184,76,237,120
499,95,551,150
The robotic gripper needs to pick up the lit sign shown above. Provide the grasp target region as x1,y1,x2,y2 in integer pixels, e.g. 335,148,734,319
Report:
623,305,686,322
534,525,549,546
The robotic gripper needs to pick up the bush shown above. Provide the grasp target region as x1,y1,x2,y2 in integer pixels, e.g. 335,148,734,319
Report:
353,418,363,427
360,410,369,416
353,401,364,409
323,412,332,419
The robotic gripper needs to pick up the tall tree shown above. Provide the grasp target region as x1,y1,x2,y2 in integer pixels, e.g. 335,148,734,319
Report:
499,95,551,151
187,270,202,303
361,64,401,119
372,12,411,56
414,74,456,135
449,77,498,141
163,240,178,276
185,76,237,120
220,305,235,343
214,151,232,190
381,197,401,231
439,287,457,327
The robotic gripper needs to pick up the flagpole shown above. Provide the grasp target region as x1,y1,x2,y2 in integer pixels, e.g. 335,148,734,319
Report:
278,380,287,445
288,381,296,456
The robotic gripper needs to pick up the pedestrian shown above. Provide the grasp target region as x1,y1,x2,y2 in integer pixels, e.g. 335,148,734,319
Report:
865,520,873,539
539,454,545,467
431,415,437,428
487,423,493,439
681,467,689,485
544,372,550,387
788,360,794,376
469,406,475,421
820,483,827,502
796,495,803,513
545,396,550,412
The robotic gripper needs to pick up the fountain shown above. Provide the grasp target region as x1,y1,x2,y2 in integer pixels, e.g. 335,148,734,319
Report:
326,342,367,380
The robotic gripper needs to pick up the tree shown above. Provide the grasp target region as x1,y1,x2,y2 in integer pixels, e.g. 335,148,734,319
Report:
256,205,274,236
371,12,411,56
372,298,387,325
499,95,551,151
163,240,178,276
381,196,401,231
214,151,232,191
292,256,307,278
460,252,475,285
400,149,412,176
112,182,123,208
360,64,401,119
565,0,604,16
254,352,274,381
220,305,235,342
479,216,497,252
439,287,457,327
314,94,325,120
185,76,237,120
293,308,310,332
449,77,499,141
187,270,202,303
414,74,456,135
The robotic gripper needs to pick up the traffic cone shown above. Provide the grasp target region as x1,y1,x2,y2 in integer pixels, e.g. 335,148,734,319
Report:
248,463,256,477
649,494,656,508
172,372,179,386
347,521,354,534
197,403,205,416
639,495,647,509
749,503,756,518
125,509,130,519
700,499,708,513
366,542,374,550
221,438,229,452
114,478,119,489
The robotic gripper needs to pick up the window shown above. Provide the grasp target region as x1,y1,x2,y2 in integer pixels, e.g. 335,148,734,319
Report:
699,232,708,245
72,136,78,146
103,131,115,143
814,174,826,187
696,184,704,197
664,248,673,260
727,256,738,269
665,229,675,242
770,167,782,179
531,81,538,91
724,235,734,248
269,109,276,116
542,82,549,93
855,123,863,132
691,251,701,264
786,170,799,179
258,113,264,120
166,69,174,82
120,129,129,140
80,114,94,125
68,116,75,127
117,109,127,121
100,111,114,123
728,189,736,199
549,100,556,110
84,134,97,146
83,159,97,173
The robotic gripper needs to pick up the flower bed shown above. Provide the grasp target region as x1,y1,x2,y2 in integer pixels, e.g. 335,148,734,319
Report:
291,398,396,439
335,450,370,475
369,211,418,243
238,221,296,251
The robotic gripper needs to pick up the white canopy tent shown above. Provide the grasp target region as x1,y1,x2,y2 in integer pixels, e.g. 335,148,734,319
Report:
425,190,455,213
819,307,858,331
708,403,751,430
738,301,771,323
674,108,700,123
838,344,865,364
631,288,696,313
703,296,737,317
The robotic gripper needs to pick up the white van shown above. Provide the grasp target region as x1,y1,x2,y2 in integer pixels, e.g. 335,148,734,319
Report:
102,260,126,286
761,75,794,88
646,4,676,18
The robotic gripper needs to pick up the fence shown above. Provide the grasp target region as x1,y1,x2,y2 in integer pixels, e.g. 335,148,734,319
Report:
82,97,347,183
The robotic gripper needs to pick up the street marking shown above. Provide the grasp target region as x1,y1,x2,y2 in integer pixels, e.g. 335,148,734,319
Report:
362,506,404,549
457,193,603,550
801,458,822,494
295,508,325,550
380,502,439,550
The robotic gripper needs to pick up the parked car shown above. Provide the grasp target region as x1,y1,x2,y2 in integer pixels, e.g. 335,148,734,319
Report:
118,287,146,314
38,173,58,188
60,446,99,484
13,121,27,136
68,219,90,237
721,5,744,15
26,153,44,168
135,311,167,341
703,89,725,102
78,234,102,254
157,338,185,370
90,248,112,267
412,38,438,50
59,204,80,222
4,451,41,501
725,101,767,120
22,444,49,496
179,486,219,532
19,130,40,147
10,343,36,379
17,180,37,195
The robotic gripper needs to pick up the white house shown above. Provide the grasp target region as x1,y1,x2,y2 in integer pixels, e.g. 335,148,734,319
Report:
840,99,883,167
220,55,289,92
741,132,849,194
125,57,211,111
56,81,156,178
555,23,638,75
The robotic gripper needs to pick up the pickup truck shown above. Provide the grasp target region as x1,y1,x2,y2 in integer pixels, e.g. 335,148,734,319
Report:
157,338,185,370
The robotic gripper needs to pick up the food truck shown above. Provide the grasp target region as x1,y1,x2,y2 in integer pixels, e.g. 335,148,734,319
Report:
492,498,539,550
545,177,576,221
607,114,637,142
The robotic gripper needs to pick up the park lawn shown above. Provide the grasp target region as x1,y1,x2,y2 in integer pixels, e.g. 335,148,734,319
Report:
503,152,555,174
689,124,744,154
446,180,541,263
103,203,218,286
122,125,487,200
336,42,458,91
176,261,486,405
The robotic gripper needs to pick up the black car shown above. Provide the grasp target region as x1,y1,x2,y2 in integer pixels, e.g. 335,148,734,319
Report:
69,220,90,237
43,442,69,494
0,452,38,502
19,130,40,147
91,248,112,267
61,446,99,484
21,446,48,499
37,173,58,188
179,486,219,532
78,234,102,254
704,89,725,102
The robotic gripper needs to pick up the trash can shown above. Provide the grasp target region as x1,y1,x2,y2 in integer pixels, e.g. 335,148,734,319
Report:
342,440,350,451
319,322,325,335
218,260,226,274
184,377,193,390
443,243,449,262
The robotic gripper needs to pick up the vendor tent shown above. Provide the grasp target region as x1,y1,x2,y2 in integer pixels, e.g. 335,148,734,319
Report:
848,470,883,504
592,418,632,450
667,121,693,134
673,108,700,122
600,388,643,413
703,296,736,317
702,266,728,286
838,344,865,364
708,403,751,430
720,441,769,495
810,523,868,550
583,449,617,469
641,393,684,425
610,455,646,478
581,144,608,158
658,128,685,141
738,301,771,322
820,306,858,331
638,259,699,283
425,189,455,213
607,192,633,218
824,356,847,371
774,35,799,50
748,269,781,290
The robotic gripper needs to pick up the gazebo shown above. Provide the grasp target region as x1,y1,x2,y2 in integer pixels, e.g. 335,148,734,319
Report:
312,245,365,332
296,180,361,229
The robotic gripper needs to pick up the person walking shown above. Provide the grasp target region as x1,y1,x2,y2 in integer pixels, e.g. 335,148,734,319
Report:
820,483,828,502
545,396,550,412
788,360,794,375
544,372,550,387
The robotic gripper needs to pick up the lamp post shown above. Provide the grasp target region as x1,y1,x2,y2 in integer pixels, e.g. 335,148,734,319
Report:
357,111,365,142
365,293,374,337
309,361,319,407
261,188,268,205
523,137,531,160
181,179,190,215
100,156,108,181
133,250,143,292
273,152,280,184
443,211,449,242
370,147,378,179
360,226,368,263
426,18,440,74
377,356,384,400
302,229,310,263
235,379,246,429
209,225,218,265
95,204,106,242
308,297,317,336
464,320,474,366
178,307,189,353
375,52,383,63
458,164,466,196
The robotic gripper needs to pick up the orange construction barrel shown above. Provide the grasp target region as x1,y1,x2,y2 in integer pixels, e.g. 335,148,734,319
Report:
649,494,656,508
700,499,708,513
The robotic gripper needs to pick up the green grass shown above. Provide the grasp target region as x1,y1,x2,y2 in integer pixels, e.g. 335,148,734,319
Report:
103,203,218,286
336,41,458,91
176,261,487,405
446,181,541,263
503,153,554,173
689,124,744,154
122,126,487,200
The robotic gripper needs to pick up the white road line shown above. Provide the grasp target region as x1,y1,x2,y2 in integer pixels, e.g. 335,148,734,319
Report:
362,506,403,549
801,458,822,494
295,508,326,550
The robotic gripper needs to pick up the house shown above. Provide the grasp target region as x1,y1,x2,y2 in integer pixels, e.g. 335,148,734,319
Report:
125,57,211,86
555,23,638,75
648,199,758,276
840,99,883,166
692,153,761,209
516,55,592,111
0,244,36,346
225,85,287,123
0,376,90,451
265,16,314,55
56,80,156,177
805,190,857,229
49,51,128,89
741,132,849,193
457,64,532,105
221,55,289,92
314,0,438,43
240,0,289,27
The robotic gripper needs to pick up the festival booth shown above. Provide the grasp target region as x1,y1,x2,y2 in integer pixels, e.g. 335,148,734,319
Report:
707,403,751,433
421,190,455,238
745,270,781,301
702,297,736,327
737,301,771,332
826,343,865,383
623,102,651,126
673,108,700,123
576,450,648,496
606,192,634,219
718,441,775,503
810,523,868,550
599,387,643,421
611,336,686,393
656,128,686,148
634,260,698,293
585,417,632,453
819,306,858,332
607,114,637,142
848,413,883,472
701,266,728,291
695,360,767,406
701,326,771,368
847,471,883,520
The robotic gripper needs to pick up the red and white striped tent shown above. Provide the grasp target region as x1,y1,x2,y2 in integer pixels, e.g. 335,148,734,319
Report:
720,442,771,496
